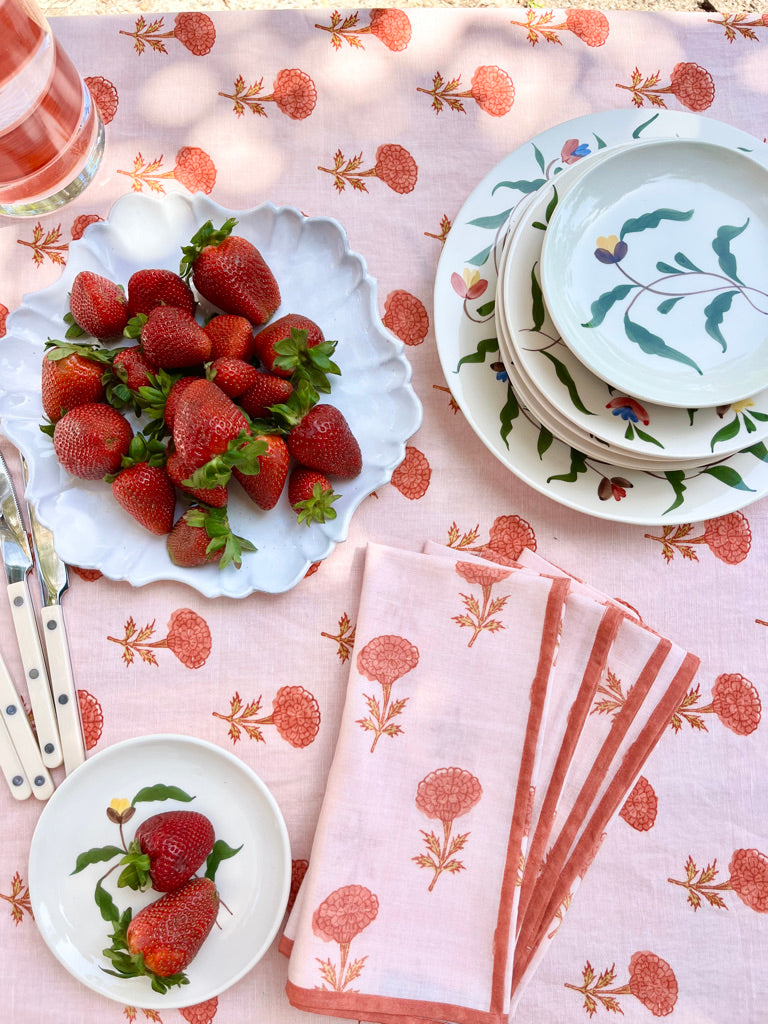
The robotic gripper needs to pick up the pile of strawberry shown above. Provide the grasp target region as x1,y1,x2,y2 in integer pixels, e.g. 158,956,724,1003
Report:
42,217,363,570
74,805,240,993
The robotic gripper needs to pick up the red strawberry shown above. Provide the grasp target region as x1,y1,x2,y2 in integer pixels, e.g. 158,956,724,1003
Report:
67,270,128,339
180,218,280,326
238,371,293,419
286,403,362,479
172,378,265,484
137,306,212,369
288,466,340,525
111,462,176,535
167,450,228,508
52,403,133,479
118,810,215,892
233,434,290,511
252,314,323,377
167,504,255,569
112,345,160,391
104,877,219,990
204,313,254,360
205,356,261,398
41,341,111,422
127,267,196,318
164,375,201,432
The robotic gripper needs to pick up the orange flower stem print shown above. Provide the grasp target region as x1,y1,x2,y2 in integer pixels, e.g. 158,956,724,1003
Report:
0,872,33,924
668,848,768,912
670,674,761,736
355,635,419,752
452,560,512,647
708,12,768,42
565,952,678,1017
645,511,752,564
17,222,68,267
315,9,412,51
117,148,216,195
119,13,216,56
417,67,515,117
312,885,379,991
509,9,609,47
219,70,317,120
107,610,212,669
616,63,715,111
318,144,418,194
446,514,537,565
320,612,356,663
413,767,482,891
424,213,452,243
212,687,320,748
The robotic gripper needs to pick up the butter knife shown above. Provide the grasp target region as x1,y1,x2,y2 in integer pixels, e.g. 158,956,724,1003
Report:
0,452,62,769
0,701,32,800
21,458,86,775
0,645,53,800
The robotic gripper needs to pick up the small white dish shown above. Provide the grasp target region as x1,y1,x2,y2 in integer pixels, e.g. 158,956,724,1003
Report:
28,734,291,1009
540,139,768,407
0,192,422,598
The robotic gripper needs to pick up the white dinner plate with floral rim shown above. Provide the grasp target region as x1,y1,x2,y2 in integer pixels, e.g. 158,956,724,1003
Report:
498,157,768,461
540,138,768,408
433,108,768,524
28,734,291,1009
0,193,422,597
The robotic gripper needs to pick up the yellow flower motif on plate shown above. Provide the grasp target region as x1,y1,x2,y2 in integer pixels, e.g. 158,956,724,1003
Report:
109,797,130,814
732,398,754,414
596,234,620,255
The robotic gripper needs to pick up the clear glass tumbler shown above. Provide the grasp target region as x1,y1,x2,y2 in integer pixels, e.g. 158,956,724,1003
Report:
0,0,105,217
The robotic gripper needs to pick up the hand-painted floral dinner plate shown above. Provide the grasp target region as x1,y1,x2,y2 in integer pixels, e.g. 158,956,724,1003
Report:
540,139,768,407
28,734,291,1009
0,193,422,598
433,109,768,524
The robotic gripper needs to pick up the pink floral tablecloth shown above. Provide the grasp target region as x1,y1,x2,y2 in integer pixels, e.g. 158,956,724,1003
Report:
0,6,767,1024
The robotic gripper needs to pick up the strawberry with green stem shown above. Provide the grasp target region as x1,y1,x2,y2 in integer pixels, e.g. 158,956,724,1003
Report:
288,466,340,525
252,316,340,393
167,504,256,569
41,338,114,422
66,270,129,340
108,434,177,535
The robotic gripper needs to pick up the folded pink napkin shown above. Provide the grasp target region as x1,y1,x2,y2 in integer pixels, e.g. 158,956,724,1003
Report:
281,542,699,1023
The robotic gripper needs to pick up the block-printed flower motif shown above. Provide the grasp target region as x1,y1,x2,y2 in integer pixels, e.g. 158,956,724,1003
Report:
312,884,379,991
413,767,482,890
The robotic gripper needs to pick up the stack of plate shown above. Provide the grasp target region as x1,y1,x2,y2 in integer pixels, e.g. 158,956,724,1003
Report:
494,137,768,479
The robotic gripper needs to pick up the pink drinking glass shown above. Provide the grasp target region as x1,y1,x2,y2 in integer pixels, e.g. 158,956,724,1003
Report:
0,0,105,217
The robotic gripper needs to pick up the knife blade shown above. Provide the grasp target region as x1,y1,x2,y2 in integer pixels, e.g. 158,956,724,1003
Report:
0,452,62,769
21,458,86,776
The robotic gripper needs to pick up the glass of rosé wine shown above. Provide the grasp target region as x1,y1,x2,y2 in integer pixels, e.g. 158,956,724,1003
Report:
0,0,104,217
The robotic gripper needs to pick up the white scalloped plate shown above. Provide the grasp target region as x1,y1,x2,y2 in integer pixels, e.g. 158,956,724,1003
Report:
0,193,422,597
28,734,291,1009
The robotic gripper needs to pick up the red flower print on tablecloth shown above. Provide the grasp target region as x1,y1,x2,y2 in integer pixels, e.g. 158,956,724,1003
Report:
510,8,609,47
84,75,118,123
0,304,7,336
617,62,715,111
70,214,103,240
78,689,104,750
313,884,379,991
213,686,321,748
356,634,419,751
107,609,212,668
117,147,216,195
446,515,537,564
220,69,317,120
645,510,752,563
566,951,678,1017
453,560,512,647
619,776,658,832
425,213,452,244
383,289,429,345
179,998,218,1024
413,767,482,891
316,9,412,51
669,848,768,912
288,858,309,913
418,66,514,116
671,673,761,735
0,872,33,925
708,12,768,41
70,565,103,581
321,612,356,662
120,13,216,56
391,446,431,500
433,383,460,413
319,144,418,194
17,222,68,267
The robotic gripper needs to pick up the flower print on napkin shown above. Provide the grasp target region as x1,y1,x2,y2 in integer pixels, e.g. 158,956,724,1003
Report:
452,560,512,647
107,608,211,668
316,9,412,51
120,13,216,56
418,67,515,117
117,148,216,195
356,634,419,751
669,848,768,912
313,885,379,991
617,62,715,111
510,9,609,47
645,510,752,564
413,767,482,891
213,686,321,748
566,951,678,1017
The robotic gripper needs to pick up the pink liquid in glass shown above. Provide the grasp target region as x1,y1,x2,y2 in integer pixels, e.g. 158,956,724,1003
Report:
0,0,103,211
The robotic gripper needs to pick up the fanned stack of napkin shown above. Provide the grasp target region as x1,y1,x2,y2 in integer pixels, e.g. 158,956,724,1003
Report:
280,542,699,1024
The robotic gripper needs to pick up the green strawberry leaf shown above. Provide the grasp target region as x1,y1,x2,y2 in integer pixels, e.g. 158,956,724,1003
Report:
63,311,89,340
183,505,257,570
293,482,341,526
71,845,125,875
44,337,115,364
131,784,195,806
115,840,152,891
204,839,244,880
179,218,238,280
95,878,123,925
184,432,269,488
123,313,147,339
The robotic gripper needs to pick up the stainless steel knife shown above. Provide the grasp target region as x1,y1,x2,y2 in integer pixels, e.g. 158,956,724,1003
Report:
0,452,62,770
21,459,86,776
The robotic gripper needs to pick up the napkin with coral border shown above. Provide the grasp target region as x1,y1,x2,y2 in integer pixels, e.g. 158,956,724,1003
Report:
281,541,567,1024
